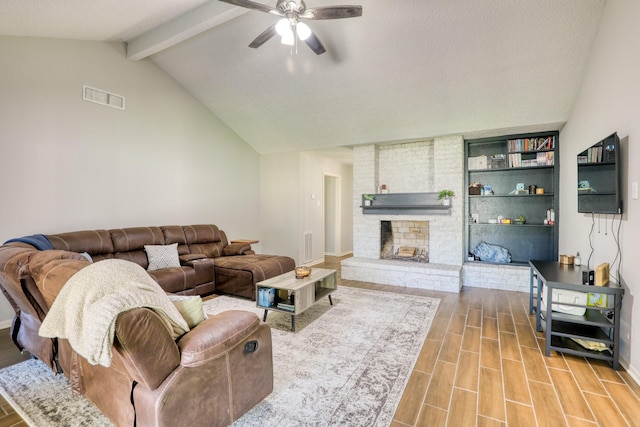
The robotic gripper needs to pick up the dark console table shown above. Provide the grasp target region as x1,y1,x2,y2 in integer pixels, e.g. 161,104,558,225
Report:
529,260,624,370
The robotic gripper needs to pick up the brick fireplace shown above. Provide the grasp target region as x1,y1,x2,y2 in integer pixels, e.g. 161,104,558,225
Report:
341,136,465,293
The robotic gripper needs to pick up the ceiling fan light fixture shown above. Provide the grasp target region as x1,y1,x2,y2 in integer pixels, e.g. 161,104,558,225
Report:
280,30,295,45
275,18,291,36
220,0,362,55
296,22,311,40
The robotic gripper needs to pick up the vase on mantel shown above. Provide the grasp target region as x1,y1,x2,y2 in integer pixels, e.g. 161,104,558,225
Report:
438,190,455,207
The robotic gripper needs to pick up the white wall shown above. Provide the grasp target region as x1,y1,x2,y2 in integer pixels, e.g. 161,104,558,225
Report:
260,151,353,265
559,0,640,377
0,36,261,325
259,152,301,261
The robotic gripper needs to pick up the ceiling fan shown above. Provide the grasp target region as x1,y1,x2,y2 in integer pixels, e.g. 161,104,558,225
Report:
219,0,363,55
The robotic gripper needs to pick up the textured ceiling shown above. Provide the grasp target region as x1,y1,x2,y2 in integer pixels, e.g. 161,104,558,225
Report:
0,0,606,158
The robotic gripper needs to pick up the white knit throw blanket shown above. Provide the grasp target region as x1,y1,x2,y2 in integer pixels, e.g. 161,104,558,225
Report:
39,259,189,367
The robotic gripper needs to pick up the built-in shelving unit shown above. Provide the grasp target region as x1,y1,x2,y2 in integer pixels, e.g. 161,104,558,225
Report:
465,131,560,264
361,192,450,215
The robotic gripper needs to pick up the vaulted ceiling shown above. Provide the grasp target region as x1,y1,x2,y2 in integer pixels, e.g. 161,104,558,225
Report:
1,0,606,157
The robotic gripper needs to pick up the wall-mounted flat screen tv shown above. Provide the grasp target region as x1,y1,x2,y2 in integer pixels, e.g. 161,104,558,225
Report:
577,132,622,214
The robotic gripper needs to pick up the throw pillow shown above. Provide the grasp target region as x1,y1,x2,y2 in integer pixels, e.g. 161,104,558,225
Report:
145,243,180,271
168,295,205,328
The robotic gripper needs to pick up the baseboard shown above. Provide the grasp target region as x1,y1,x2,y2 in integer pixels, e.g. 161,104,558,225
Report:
323,251,353,257
307,258,326,267
620,357,640,386
0,319,12,330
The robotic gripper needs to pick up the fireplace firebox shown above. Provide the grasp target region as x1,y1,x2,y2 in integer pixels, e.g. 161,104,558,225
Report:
380,220,429,263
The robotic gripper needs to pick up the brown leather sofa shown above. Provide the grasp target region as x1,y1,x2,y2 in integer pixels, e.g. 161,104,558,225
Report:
0,224,294,426
43,224,295,300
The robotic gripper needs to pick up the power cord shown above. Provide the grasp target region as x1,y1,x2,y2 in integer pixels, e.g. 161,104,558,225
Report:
610,213,623,286
588,213,595,269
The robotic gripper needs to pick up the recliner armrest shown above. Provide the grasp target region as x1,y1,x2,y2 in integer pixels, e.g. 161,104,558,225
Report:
222,243,252,256
179,253,207,264
179,256,214,286
115,308,181,391
178,310,262,367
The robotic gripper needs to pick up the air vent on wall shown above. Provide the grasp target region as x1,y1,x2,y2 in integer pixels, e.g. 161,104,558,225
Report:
83,85,125,110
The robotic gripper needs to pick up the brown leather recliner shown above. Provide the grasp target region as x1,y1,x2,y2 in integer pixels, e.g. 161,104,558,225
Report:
80,308,273,427
1,248,274,426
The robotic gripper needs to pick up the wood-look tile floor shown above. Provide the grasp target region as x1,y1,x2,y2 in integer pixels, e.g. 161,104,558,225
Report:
321,256,640,427
0,255,639,427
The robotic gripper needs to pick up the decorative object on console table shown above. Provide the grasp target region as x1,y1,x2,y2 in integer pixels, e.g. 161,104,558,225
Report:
595,263,610,286
559,254,574,265
257,287,276,307
294,266,312,279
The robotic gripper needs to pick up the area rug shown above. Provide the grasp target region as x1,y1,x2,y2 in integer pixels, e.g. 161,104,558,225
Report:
0,286,439,427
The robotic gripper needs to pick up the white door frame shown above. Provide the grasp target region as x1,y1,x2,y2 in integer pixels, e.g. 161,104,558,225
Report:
323,174,341,256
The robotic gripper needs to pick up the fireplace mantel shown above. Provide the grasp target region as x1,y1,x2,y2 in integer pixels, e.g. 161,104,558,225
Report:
361,192,450,215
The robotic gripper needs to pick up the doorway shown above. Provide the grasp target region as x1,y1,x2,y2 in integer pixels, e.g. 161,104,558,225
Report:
324,174,341,256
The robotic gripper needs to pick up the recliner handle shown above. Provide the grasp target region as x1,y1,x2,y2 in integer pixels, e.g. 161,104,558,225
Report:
243,340,258,354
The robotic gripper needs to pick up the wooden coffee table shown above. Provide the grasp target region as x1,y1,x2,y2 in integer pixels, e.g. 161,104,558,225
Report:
256,268,337,331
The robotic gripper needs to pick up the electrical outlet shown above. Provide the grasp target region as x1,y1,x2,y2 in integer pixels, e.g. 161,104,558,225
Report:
632,182,638,200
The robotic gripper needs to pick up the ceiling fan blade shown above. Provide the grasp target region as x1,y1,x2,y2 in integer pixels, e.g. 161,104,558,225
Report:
303,31,326,55
249,23,278,48
301,5,363,20
219,0,282,16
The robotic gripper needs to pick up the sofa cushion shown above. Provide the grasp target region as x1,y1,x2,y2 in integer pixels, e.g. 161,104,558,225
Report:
183,225,222,244
160,226,190,256
47,230,114,256
110,227,164,253
147,267,197,294
145,243,180,271
214,254,295,283
184,225,226,258
27,251,90,308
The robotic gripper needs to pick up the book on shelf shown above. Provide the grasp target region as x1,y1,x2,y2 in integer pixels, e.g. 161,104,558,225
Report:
587,146,603,163
507,136,555,153
276,303,295,312
257,287,276,307
536,151,554,166
468,155,488,170
508,151,554,168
